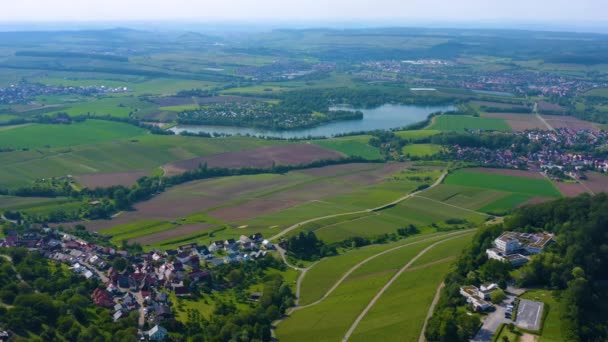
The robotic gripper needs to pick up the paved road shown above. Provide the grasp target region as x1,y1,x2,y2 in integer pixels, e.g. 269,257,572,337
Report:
342,233,473,341
269,171,447,241
419,282,445,342
472,292,518,342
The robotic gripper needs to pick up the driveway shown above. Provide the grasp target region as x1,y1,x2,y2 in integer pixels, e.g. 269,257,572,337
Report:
471,292,518,342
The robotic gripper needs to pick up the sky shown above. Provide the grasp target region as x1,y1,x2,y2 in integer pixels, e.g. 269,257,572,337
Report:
2,0,606,24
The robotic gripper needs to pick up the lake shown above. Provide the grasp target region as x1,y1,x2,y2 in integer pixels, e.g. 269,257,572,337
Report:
170,104,454,139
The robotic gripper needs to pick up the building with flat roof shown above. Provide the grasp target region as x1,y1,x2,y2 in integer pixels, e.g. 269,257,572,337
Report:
486,231,554,266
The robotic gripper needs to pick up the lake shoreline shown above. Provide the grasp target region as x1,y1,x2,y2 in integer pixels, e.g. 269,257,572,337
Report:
170,104,454,139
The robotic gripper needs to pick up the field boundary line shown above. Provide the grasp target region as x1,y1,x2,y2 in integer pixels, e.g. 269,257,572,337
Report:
413,195,490,216
418,281,445,342
269,170,447,241
271,230,473,334
342,233,472,341
298,230,471,310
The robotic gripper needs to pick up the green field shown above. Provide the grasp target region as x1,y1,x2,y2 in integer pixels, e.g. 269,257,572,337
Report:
429,115,511,132
277,233,468,342
350,261,452,342
159,104,199,112
0,120,145,149
0,134,284,188
402,143,443,157
298,233,448,305
313,136,382,160
394,129,441,141
444,170,561,198
479,193,533,214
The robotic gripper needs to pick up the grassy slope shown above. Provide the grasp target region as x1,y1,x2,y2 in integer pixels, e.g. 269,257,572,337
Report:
349,261,452,342
298,233,449,305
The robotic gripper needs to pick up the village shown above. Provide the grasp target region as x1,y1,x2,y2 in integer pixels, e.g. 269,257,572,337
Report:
0,82,130,105
0,226,274,341
451,127,608,179
355,59,607,97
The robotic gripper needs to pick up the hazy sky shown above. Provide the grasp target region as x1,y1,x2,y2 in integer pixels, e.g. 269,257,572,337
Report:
2,0,606,23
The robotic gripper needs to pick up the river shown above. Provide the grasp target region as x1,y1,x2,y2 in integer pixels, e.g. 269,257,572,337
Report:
170,103,454,139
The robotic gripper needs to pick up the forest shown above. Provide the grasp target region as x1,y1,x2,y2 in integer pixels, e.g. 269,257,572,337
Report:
425,194,608,342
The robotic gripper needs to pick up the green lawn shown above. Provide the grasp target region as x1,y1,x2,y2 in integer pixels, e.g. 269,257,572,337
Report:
313,136,382,160
402,143,443,157
429,115,511,132
444,170,562,198
0,119,146,149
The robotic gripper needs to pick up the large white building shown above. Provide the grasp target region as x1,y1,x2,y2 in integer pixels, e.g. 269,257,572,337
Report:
486,231,553,266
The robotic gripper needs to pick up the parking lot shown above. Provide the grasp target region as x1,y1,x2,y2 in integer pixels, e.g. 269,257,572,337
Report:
515,299,544,331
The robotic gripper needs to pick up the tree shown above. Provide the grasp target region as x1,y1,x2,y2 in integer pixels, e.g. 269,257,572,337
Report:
490,289,507,304
112,257,127,272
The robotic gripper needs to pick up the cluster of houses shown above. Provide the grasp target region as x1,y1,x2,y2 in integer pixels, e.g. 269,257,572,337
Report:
0,227,272,341
486,231,554,266
460,283,499,312
452,128,608,177
0,82,129,105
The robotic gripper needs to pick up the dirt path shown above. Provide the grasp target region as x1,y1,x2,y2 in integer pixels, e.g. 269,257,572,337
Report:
418,282,445,342
414,195,491,216
342,234,472,341
534,102,555,132
269,171,447,241
298,230,471,310
271,231,472,336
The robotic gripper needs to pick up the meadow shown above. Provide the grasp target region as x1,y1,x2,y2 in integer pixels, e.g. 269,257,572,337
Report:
401,143,443,157
313,135,382,160
428,114,511,132
0,120,145,149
